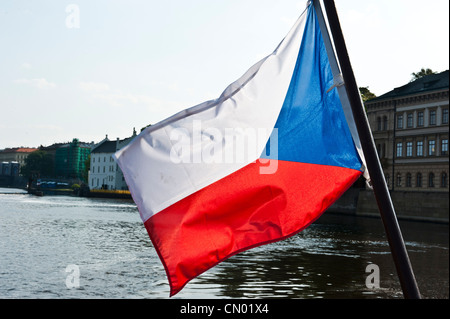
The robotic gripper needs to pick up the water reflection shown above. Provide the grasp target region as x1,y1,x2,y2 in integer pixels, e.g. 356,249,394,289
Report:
186,214,448,299
193,229,385,298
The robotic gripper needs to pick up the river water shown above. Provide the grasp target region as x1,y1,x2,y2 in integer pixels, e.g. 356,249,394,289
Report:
0,187,448,299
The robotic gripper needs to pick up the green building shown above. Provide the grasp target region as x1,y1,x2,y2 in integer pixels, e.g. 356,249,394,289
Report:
55,138,92,180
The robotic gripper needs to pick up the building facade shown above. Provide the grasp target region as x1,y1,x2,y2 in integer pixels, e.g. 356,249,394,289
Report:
0,147,38,168
0,162,20,176
54,139,93,180
365,70,449,193
89,129,137,190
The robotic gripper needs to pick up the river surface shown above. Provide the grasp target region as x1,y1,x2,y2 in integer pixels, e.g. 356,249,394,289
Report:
0,187,448,299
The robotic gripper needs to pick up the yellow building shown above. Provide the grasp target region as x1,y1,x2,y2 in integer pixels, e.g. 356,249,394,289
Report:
365,70,449,193
0,147,38,167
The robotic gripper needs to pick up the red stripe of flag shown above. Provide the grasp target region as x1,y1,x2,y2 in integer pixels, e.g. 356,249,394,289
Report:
144,159,361,296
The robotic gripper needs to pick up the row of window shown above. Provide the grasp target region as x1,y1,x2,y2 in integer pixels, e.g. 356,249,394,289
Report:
387,172,448,188
91,176,115,186
91,164,117,173
376,108,449,131
92,156,115,163
90,176,126,189
396,139,448,157
397,108,448,129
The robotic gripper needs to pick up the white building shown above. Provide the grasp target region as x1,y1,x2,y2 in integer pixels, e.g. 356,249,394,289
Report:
89,129,137,190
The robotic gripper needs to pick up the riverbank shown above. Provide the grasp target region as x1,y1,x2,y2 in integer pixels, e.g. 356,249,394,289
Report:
84,189,132,199
24,186,132,199
328,188,449,224
28,188,74,196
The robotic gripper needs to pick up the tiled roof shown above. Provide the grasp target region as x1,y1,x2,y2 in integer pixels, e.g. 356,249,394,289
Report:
91,141,117,153
0,147,38,153
367,70,449,102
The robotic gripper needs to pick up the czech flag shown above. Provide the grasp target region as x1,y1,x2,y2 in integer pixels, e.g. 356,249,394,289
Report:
115,3,367,297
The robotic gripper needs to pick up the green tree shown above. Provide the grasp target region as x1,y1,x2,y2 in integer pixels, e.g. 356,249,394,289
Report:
411,68,436,81
359,86,377,102
140,124,151,132
20,150,54,178
82,154,90,183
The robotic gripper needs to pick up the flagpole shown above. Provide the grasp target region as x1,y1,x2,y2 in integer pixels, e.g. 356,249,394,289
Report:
315,0,421,299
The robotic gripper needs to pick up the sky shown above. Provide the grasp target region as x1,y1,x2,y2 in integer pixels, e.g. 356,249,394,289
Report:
1,0,448,149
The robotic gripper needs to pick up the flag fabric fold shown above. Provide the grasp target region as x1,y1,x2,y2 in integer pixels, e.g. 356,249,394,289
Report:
114,3,365,296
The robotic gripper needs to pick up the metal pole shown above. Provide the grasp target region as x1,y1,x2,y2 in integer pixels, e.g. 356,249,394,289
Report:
319,0,421,299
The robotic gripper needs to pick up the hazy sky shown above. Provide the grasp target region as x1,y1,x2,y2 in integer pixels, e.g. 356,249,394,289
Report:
1,0,448,149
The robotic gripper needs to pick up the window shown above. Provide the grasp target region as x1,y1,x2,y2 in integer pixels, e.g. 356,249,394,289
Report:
383,116,388,130
417,141,423,156
442,173,448,188
443,109,449,124
406,142,413,157
417,111,424,127
416,173,422,188
429,172,435,187
377,117,382,131
406,173,412,187
396,142,403,157
396,173,402,187
429,110,436,125
429,140,436,156
442,139,448,156
407,113,413,128
397,114,403,129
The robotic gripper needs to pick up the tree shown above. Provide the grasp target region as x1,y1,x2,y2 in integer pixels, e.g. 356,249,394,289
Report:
20,150,54,178
411,68,436,81
82,154,90,183
140,124,151,132
359,86,377,102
